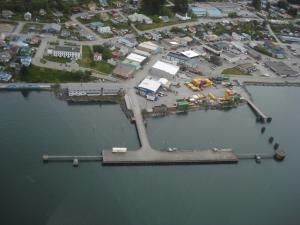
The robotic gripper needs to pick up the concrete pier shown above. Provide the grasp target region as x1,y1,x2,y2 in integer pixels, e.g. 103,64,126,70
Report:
102,91,239,165
247,100,271,123
43,155,102,162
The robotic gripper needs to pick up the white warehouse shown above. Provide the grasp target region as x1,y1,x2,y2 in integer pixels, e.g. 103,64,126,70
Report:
50,46,82,60
150,60,180,79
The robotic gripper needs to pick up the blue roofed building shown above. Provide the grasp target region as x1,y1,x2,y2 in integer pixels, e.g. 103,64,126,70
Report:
43,23,61,33
89,22,104,30
0,71,12,81
264,41,285,59
20,56,32,67
206,7,222,17
190,5,222,17
190,6,207,17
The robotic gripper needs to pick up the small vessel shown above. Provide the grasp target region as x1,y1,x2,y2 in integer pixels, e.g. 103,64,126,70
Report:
255,154,261,164
73,158,79,167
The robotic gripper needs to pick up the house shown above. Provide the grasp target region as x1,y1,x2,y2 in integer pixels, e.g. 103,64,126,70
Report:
39,9,47,16
118,37,138,48
100,12,110,21
175,13,191,21
43,23,61,33
60,29,71,38
52,11,63,17
112,50,121,58
2,10,14,19
128,13,153,24
159,16,170,23
146,31,162,41
98,26,112,34
99,0,108,7
113,64,136,79
93,52,102,61
0,71,12,81
49,46,81,60
0,51,12,63
88,3,97,12
89,22,103,30
24,12,32,21
20,56,32,67
29,36,41,45
19,46,32,56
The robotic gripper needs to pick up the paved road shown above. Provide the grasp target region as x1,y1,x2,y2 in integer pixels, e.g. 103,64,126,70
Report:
267,23,282,44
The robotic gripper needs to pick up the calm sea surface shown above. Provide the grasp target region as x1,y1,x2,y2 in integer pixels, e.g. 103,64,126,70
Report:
0,87,299,225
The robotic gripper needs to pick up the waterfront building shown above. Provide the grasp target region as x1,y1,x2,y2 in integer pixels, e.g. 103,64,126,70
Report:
113,64,136,79
138,78,161,95
67,83,122,97
150,61,180,79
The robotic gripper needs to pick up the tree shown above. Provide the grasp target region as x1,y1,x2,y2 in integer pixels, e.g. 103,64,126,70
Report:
141,0,166,15
173,0,188,14
287,7,298,17
252,0,261,10
228,12,238,18
102,48,112,61
278,0,289,10
266,2,271,12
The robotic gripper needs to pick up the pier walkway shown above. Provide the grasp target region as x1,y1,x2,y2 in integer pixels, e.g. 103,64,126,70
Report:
247,99,270,123
43,155,102,162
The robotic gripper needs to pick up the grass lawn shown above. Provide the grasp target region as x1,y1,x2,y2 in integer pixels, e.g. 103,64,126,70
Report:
222,67,250,76
19,65,94,83
78,46,114,74
21,23,43,33
135,18,196,31
44,56,71,63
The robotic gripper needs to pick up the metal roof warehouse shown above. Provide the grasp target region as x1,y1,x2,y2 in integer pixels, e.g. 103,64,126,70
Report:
126,53,147,64
138,78,161,94
151,60,180,78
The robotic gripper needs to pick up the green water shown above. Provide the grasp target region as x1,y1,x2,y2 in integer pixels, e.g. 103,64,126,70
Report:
0,87,299,225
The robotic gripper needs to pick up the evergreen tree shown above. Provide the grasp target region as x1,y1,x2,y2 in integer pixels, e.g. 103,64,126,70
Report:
141,0,166,15
173,0,188,14
252,0,261,10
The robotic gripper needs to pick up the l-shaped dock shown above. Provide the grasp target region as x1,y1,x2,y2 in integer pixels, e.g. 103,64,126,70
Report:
102,90,239,165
